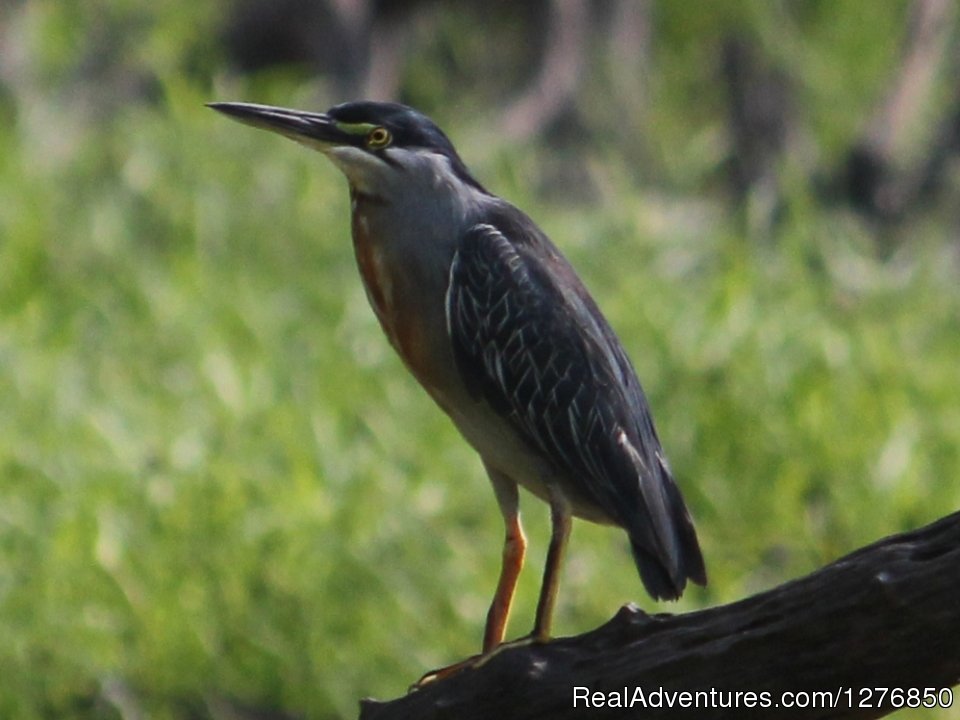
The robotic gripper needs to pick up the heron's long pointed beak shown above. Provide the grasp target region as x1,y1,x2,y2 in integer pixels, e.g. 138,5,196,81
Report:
207,102,350,150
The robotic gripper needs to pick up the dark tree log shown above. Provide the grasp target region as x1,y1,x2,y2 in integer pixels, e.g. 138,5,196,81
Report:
359,511,960,720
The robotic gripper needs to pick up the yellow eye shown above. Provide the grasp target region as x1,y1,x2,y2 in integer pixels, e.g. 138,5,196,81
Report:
367,127,392,149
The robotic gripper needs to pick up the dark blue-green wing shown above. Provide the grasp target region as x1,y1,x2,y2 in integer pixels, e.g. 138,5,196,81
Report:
445,220,705,599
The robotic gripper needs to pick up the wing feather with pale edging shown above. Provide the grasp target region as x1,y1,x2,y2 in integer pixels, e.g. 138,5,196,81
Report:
445,219,705,598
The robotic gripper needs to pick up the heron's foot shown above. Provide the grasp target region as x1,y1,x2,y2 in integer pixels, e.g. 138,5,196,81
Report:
410,633,550,691
410,654,481,691
474,632,547,668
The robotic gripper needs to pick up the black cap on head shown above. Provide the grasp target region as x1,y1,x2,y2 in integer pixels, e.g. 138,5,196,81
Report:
327,102,459,155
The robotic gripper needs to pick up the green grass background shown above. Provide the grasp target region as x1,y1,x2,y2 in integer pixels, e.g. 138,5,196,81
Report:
1,2,959,718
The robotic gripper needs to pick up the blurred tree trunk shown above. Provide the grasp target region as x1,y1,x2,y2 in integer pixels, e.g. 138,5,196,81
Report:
501,0,589,140
843,0,957,222
721,35,793,233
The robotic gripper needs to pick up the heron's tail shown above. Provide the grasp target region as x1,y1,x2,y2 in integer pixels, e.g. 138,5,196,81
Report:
629,480,706,600
623,444,707,600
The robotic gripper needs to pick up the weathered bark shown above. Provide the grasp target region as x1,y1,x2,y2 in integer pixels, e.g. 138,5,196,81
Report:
360,511,960,719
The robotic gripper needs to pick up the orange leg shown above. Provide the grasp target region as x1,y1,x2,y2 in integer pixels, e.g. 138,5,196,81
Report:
483,487,526,652
411,466,524,689
532,487,572,642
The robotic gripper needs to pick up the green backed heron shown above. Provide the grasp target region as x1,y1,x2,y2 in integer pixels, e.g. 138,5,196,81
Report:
209,100,706,680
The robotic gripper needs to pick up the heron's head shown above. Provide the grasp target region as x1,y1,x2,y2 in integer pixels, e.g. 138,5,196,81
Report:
208,100,486,198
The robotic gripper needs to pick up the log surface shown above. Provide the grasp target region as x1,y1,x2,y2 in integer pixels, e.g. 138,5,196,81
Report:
359,511,960,719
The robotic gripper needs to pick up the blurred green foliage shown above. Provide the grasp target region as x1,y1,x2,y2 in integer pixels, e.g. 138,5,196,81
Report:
1,1,958,718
